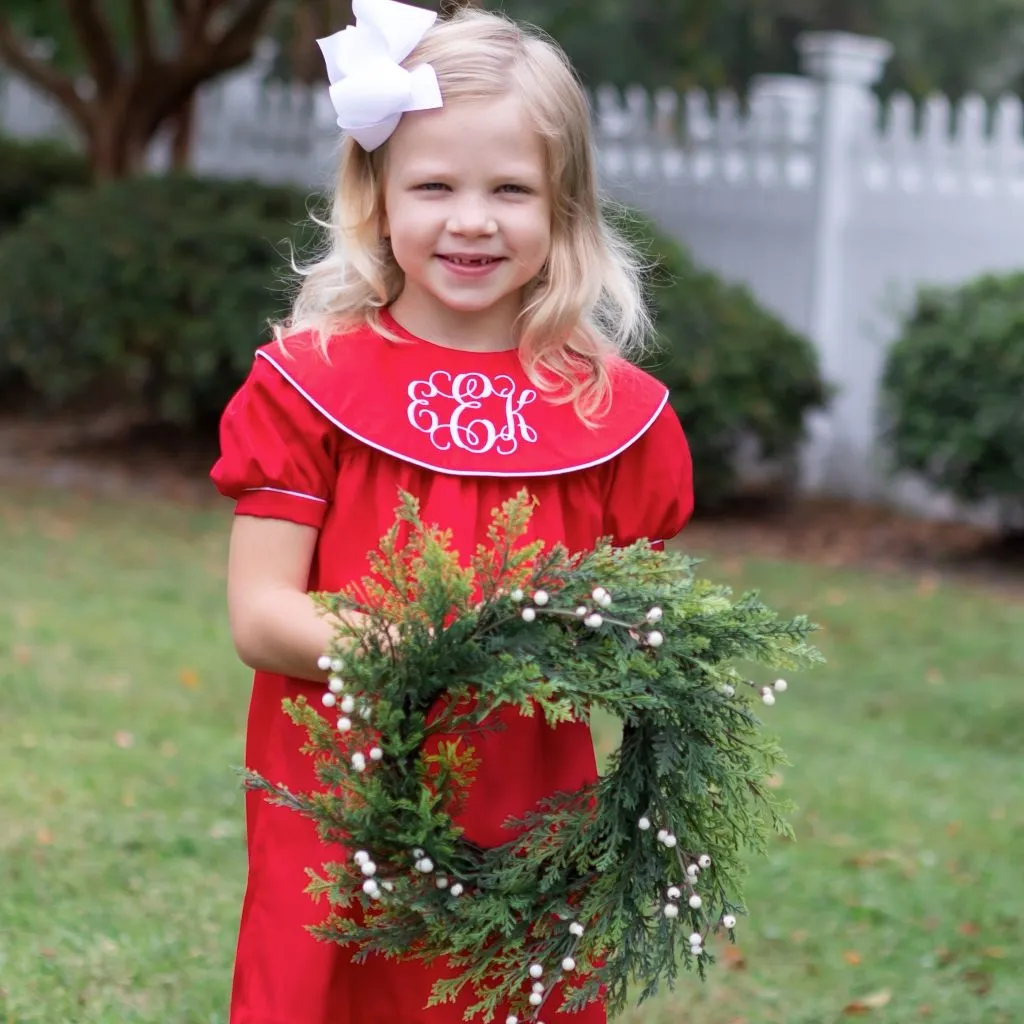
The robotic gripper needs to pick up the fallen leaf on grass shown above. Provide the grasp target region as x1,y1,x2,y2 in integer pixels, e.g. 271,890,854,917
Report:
13,644,32,664
963,970,992,996
957,921,980,937
114,730,134,749
179,667,201,689
36,827,53,845
843,989,892,1014
981,947,1005,960
720,945,746,971
843,950,863,966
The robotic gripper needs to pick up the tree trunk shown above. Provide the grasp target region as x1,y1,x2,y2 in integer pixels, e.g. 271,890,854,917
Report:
169,95,196,171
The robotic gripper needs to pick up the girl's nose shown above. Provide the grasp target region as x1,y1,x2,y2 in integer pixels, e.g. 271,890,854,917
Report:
447,197,498,236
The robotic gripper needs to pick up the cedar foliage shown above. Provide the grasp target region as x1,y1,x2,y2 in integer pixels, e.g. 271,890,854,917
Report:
246,490,823,1021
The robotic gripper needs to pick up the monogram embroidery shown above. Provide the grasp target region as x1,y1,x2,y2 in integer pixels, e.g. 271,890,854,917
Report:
407,371,538,455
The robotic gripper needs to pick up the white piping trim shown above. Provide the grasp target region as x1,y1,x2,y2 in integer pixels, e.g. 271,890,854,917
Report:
243,486,327,503
256,350,667,479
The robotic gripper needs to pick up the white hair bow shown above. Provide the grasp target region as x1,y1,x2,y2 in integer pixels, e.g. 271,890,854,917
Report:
317,0,443,152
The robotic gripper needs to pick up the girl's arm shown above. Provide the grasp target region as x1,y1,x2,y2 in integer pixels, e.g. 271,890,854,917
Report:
227,515,365,681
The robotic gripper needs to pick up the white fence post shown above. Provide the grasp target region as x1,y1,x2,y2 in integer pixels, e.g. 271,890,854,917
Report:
796,32,892,491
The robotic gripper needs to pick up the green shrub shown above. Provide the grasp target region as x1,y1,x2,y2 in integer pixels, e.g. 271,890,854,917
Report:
879,273,1024,526
618,211,831,508
0,135,90,231
0,173,321,427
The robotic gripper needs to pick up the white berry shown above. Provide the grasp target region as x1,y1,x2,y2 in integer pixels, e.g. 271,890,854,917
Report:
774,678,788,692
576,606,588,617
353,850,369,865
362,879,378,896
510,588,524,602
450,883,464,897
351,753,366,772
361,860,376,877
381,880,394,892
599,592,612,608
529,993,543,1007
569,922,584,936
584,613,603,628
532,981,545,994
722,684,736,697
698,854,712,869
689,894,702,909
340,694,356,713
663,903,679,919
691,944,703,957
638,816,651,831
413,848,424,858
506,1017,518,1024
657,829,669,842
317,655,332,671
663,834,678,848
723,914,737,929
330,658,344,673
689,931,702,946
529,963,543,979
522,608,537,623
415,857,434,873
647,630,664,647
369,747,383,761
337,717,352,732
561,956,576,972
761,688,776,706
533,590,549,606
436,876,449,889
646,606,663,623
328,676,344,693
322,692,336,708
687,864,700,877
591,587,607,602
667,886,681,900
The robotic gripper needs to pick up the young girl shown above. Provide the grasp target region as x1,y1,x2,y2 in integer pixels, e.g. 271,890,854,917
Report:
212,2,693,1021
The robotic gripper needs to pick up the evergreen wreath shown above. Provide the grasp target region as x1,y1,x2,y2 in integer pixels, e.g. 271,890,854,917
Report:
245,490,823,1022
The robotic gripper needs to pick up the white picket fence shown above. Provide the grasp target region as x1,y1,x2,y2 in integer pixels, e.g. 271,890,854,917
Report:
4,32,1024,516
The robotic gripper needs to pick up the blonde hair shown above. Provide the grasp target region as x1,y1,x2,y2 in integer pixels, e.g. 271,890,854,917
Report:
278,7,652,421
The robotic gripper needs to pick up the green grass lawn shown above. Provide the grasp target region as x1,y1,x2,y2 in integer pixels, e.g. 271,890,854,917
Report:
1,484,1022,1024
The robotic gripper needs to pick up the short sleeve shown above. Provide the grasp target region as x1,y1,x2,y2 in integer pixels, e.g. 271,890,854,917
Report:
604,402,694,548
210,355,338,529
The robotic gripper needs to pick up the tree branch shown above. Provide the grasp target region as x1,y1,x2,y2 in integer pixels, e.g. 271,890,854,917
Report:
62,0,121,96
0,17,94,133
210,0,277,64
129,0,157,70
135,0,276,143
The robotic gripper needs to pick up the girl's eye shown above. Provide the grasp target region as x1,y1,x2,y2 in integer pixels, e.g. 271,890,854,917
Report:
415,182,450,191
499,184,531,194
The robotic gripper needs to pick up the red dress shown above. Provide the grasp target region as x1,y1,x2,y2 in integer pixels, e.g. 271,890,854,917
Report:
211,313,693,1024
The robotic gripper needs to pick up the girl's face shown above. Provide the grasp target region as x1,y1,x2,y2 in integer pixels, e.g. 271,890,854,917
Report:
382,93,552,349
